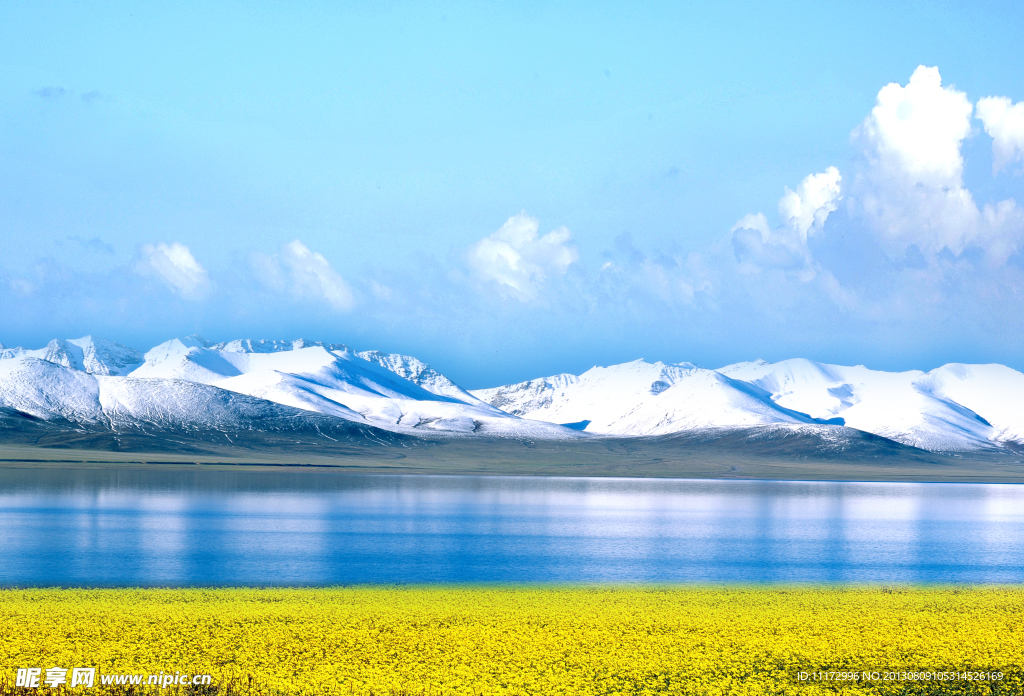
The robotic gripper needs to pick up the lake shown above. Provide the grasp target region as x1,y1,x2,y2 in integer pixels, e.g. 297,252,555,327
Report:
1,467,1022,586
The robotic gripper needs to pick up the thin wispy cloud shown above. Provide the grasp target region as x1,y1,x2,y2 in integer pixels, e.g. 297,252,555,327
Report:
252,240,355,311
34,86,66,98
134,242,212,300
80,90,110,103
68,236,115,255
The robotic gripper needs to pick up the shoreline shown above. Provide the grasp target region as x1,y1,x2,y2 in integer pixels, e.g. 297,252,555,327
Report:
2,442,1024,483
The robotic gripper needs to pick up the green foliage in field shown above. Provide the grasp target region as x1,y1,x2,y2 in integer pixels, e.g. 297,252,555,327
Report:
1,587,1023,695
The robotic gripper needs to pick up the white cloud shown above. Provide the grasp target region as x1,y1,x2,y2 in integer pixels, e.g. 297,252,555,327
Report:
976,96,1024,174
134,242,211,299
730,214,813,281
252,240,354,310
857,66,972,188
466,212,578,300
778,166,842,242
852,65,1024,262
730,168,841,281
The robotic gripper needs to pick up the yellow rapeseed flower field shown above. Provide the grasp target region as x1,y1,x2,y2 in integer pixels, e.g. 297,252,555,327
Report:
1,587,1022,696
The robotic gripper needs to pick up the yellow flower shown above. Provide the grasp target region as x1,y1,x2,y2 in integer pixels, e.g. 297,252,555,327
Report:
1,587,1022,695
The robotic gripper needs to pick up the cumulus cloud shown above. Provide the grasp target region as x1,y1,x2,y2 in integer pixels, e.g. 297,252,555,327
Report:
466,212,578,300
852,66,1024,262
731,213,810,275
730,168,841,281
252,240,354,310
976,96,1024,174
134,242,211,299
712,65,1024,334
858,66,972,187
778,167,842,242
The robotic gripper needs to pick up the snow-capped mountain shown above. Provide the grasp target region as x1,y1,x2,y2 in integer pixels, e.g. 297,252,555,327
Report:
0,355,404,444
355,349,490,406
471,360,839,436
0,336,143,376
472,358,1024,451
0,335,575,440
715,359,1004,451
129,336,573,436
2,335,1022,453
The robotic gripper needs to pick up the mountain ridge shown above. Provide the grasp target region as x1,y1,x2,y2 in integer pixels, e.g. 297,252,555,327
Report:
2,335,1022,454
471,356,1023,452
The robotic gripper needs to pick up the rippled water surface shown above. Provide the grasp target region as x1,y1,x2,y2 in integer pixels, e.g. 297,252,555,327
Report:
1,468,1022,586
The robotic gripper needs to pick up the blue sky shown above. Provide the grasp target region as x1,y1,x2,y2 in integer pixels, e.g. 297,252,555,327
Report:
2,0,1023,387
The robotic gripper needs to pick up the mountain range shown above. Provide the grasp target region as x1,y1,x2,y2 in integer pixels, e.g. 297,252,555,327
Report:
2,335,1022,455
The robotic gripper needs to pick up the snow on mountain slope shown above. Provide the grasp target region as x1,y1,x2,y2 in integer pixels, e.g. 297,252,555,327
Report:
208,370,368,422
916,364,1024,445
469,359,812,435
95,376,372,436
212,337,350,354
716,358,1001,451
0,354,407,444
0,335,576,438
129,337,246,383
127,337,576,437
472,360,698,425
71,336,145,375
0,337,143,376
472,373,581,419
0,358,104,423
5,333,1022,450
474,356,1023,450
355,350,489,405
605,370,829,436
717,359,854,420
133,338,464,402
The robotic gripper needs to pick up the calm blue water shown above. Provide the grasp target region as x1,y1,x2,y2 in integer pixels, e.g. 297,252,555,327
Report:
1,468,1022,586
